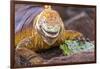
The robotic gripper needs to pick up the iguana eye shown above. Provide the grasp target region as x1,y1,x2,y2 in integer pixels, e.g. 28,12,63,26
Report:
40,17,47,24
38,18,46,29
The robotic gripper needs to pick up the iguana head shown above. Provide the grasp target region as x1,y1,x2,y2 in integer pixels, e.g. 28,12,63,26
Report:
34,5,64,45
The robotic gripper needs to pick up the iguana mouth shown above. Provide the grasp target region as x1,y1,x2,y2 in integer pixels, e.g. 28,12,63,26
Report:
41,24,60,38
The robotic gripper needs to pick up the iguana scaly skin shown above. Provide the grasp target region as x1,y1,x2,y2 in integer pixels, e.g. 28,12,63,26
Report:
15,5,83,66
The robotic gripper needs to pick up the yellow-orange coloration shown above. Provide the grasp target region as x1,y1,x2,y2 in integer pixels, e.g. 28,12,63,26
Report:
15,27,83,51
15,5,84,66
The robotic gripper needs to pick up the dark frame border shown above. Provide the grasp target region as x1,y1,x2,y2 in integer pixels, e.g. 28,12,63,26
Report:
10,0,96,68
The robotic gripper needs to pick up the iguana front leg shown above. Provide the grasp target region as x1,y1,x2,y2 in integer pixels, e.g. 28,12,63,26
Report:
57,30,84,44
15,37,44,67
63,30,84,40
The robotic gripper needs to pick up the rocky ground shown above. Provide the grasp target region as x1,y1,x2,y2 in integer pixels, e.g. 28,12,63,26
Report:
39,46,95,64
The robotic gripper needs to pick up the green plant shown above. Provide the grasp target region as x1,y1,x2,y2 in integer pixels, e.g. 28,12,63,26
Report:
60,40,94,56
